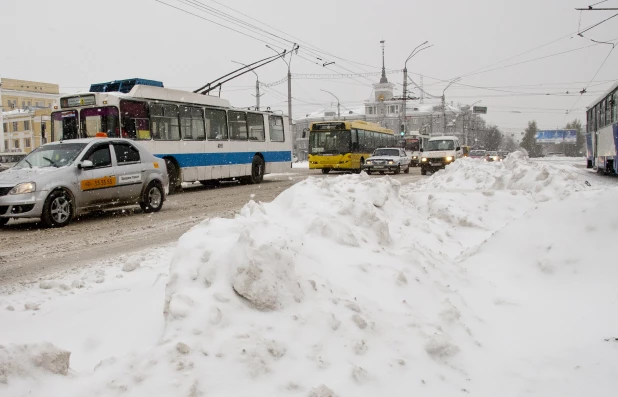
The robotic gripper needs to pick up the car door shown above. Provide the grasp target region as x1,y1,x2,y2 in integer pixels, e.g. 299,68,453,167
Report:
112,141,144,203
400,149,410,166
77,143,117,207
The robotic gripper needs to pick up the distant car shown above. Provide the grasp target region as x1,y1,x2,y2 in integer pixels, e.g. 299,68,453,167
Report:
420,136,462,175
0,138,169,228
469,149,487,159
363,148,411,175
485,151,500,162
498,151,509,160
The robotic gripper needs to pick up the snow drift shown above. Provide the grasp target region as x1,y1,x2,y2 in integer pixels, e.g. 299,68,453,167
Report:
1,152,615,397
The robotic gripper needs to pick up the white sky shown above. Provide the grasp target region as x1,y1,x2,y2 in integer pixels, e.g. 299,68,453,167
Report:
1,0,617,131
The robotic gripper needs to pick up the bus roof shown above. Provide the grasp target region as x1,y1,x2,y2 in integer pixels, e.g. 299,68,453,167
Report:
309,120,393,134
591,80,618,108
122,85,232,108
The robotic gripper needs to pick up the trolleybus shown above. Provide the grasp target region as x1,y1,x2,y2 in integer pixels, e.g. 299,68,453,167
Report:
308,120,396,174
586,81,617,174
51,79,292,192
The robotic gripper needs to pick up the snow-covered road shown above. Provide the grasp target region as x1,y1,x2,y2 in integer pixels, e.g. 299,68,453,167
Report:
1,154,616,397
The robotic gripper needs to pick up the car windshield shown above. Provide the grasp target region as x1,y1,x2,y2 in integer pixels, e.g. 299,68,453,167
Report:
470,150,486,156
14,143,87,169
309,131,351,154
373,148,400,157
426,140,455,151
488,151,498,156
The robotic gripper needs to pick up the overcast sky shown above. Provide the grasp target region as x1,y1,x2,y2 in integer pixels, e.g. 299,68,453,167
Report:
2,0,617,131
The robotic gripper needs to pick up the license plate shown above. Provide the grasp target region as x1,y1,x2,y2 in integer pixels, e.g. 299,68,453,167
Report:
374,166,384,169
430,163,442,167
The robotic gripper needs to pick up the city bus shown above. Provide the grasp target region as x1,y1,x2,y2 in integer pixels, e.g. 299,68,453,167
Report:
51,79,292,192
308,120,396,173
586,80,617,174
399,132,430,166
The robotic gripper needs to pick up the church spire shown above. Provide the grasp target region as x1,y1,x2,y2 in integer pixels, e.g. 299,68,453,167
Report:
380,40,388,84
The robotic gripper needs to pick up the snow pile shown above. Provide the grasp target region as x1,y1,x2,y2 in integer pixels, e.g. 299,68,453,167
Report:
418,151,587,201
0,343,70,384
1,153,615,396
292,161,308,169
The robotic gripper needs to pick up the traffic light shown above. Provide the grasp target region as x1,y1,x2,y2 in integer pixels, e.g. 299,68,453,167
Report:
400,131,405,136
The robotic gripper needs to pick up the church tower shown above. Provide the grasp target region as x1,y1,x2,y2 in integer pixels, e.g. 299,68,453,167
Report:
373,40,395,104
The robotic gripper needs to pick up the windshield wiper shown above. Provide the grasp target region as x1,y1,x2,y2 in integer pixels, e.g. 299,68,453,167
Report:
23,159,32,168
42,156,58,167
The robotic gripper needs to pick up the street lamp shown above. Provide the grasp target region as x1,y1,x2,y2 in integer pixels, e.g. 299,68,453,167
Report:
442,77,461,134
402,41,432,134
232,60,263,110
320,89,340,119
266,44,296,155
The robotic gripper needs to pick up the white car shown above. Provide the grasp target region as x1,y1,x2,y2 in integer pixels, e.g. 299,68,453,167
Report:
363,148,411,175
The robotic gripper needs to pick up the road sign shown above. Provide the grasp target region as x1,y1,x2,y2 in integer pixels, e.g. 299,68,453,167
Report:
535,130,577,143
473,106,487,114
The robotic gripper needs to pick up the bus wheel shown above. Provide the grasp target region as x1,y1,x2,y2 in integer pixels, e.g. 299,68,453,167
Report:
321,169,330,174
166,159,180,195
249,155,265,184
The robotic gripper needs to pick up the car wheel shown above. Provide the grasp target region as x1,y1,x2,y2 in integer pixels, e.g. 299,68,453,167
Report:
165,159,181,195
248,155,265,184
42,190,73,228
0,218,9,227
366,170,372,175
321,169,330,174
421,168,427,175
140,182,164,213
394,165,401,175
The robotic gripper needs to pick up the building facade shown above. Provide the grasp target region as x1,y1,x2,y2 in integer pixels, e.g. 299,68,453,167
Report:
0,78,60,154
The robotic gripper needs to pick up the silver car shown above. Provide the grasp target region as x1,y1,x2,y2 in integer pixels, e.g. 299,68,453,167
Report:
363,148,411,175
0,138,169,228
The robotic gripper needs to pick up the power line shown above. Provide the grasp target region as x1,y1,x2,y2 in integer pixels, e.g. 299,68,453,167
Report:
567,44,616,113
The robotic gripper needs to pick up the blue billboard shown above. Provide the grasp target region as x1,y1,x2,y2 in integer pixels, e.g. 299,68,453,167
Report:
535,129,577,143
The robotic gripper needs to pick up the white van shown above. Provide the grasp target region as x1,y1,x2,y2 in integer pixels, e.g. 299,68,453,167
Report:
419,135,462,175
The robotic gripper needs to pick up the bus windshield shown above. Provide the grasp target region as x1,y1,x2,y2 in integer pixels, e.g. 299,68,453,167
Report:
80,107,120,137
309,131,350,154
426,139,455,151
52,110,79,141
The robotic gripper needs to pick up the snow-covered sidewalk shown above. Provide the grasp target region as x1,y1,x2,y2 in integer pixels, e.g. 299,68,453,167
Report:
1,153,616,397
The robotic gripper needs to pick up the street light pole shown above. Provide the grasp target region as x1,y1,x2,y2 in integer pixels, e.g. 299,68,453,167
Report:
231,60,263,110
266,45,296,152
402,42,431,135
442,77,461,135
320,89,340,118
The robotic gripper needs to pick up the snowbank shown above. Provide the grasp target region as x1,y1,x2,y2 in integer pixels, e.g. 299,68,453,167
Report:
418,152,587,201
1,153,615,396
292,161,308,169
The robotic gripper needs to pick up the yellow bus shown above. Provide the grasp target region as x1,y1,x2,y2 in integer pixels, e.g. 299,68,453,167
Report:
308,121,396,174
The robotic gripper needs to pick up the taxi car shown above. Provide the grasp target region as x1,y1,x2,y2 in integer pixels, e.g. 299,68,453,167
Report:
363,148,411,175
0,138,168,227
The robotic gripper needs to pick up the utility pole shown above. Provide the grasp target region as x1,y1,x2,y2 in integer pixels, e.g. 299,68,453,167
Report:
442,77,460,135
420,75,425,104
232,60,264,110
267,45,297,151
320,89,340,118
402,41,431,135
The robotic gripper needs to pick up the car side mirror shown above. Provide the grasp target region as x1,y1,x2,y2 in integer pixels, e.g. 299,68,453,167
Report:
78,160,94,170
420,148,424,152
456,147,461,151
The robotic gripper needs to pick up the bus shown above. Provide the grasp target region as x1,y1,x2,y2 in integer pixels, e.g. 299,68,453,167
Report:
308,120,396,174
51,79,292,192
400,132,430,166
586,81,617,174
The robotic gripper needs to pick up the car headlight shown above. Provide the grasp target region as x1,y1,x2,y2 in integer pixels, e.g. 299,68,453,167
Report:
445,156,453,162
493,156,498,160
9,182,36,195
421,158,427,162
366,160,372,164
388,160,394,164
412,156,418,159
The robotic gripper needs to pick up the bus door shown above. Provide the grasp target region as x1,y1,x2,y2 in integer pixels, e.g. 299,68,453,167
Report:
205,108,231,180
